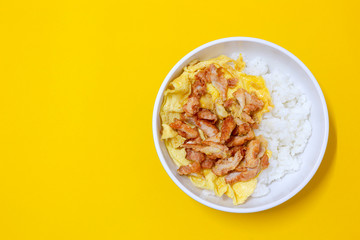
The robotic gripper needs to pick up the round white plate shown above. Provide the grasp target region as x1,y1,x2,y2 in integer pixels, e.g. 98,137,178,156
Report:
152,37,329,213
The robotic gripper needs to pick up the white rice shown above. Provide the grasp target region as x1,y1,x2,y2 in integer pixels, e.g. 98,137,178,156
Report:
242,57,312,197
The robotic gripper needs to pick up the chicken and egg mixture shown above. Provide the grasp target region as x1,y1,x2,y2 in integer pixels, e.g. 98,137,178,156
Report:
160,55,273,205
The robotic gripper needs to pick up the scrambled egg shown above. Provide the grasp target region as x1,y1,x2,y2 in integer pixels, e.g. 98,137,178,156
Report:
160,54,273,205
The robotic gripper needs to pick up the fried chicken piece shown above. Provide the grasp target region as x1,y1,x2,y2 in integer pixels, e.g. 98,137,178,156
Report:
192,78,206,97
206,64,228,101
225,166,261,184
229,146,246,157
223,98,236,109
184,137,202,145
204,141,229,152
212,150,243,176
260,154,269,170
182,142,228,159
245,139,261,168
224,99,245,122
214,74,228,102
233,88,246,112
233,88,264,124
205,64,218,82
177,161,201,175
234,165,247,172
234,149,248,172
197,108,217,123
235,138,269,172
182,115,219,138
206,154,220,160
196,119,219,137
232,118,251,136
201,158,215,169
203,132,221,144
240,112,255,124
227,130,255,147
220,116,236,143
181,114,196,125
233,88,264,115
234,117,244,126
243,92,264,114
169,119,199,139
178,131,190,138
251,122,259,129
183,96,200,116
227,78,239,88
224,97,255,124
182,78,206,116
234,123,251,136
185,149,206,162
196,69,209,83
239,139,261,168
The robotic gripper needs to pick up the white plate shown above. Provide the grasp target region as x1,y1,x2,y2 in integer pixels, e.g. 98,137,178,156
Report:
152,37,329,213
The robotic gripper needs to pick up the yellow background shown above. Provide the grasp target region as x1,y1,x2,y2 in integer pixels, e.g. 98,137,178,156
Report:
0,0,358,239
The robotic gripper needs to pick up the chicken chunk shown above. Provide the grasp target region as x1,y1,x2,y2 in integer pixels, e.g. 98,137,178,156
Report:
182,115,219,138
225,166,261,184
227,130,255,147
240,112,255,124
169,119,199,139
184,137,202,145
251,122,259,129
205,64,218,82
185,149,206,162
234,117,244,126
223,98,236,109
214,74,228,102
242,139,261,168
181,114,197,125
233,88,246,112
206,64,228,101
183,142,228,159
233,123,251,136
234,165,247,172
177,161,201,175
233,88,264,115
197,108,218,123
243,92,264,114
204,141,229,153
220,116,236,143
212,150,243,176
203,132,221,144
195,70,208,83
235,138,269,172
229,146,246,157
232,88,264,123
201,158,215,169
192,78,206,97
182,77,207,116
196,119,219,137
182,96,200,116
206,153,224,159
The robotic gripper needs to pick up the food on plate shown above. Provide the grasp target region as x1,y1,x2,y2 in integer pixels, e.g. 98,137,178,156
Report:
160,54,312,205
160,55,272,204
